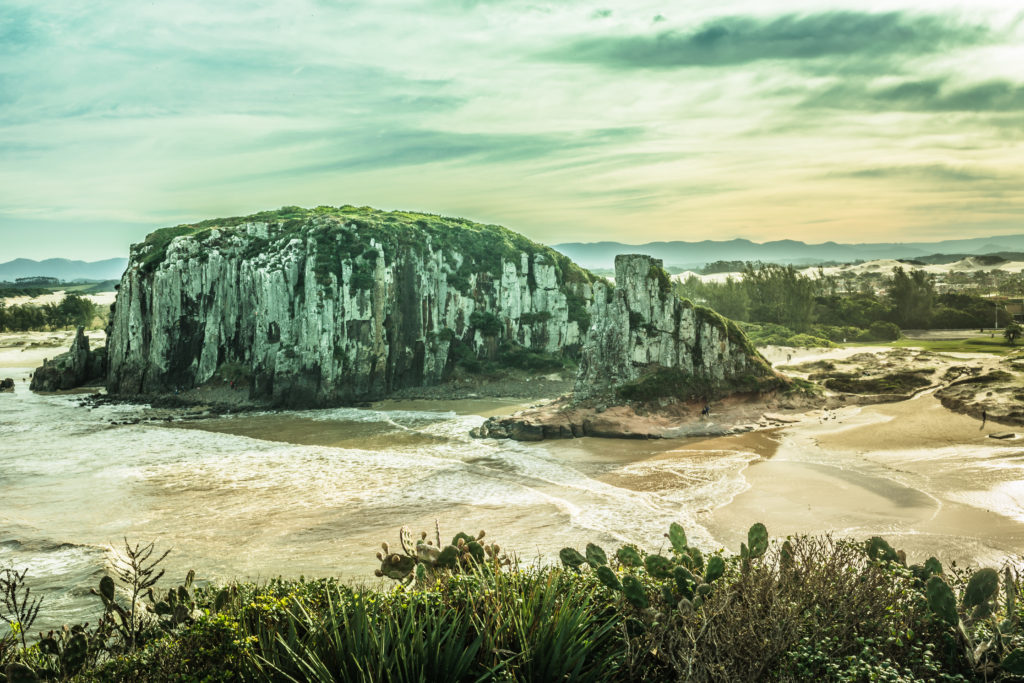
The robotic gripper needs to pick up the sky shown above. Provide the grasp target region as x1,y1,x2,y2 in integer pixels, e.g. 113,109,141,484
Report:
1,1,1023,260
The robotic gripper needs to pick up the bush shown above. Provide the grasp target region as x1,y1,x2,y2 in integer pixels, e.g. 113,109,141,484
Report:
864,320,901,341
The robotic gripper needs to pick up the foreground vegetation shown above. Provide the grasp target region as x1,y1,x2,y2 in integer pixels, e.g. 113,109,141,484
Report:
4,523,1024,682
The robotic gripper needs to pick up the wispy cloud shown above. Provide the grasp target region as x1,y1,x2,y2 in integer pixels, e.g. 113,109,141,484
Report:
805,78,1024,112
543,12,992,69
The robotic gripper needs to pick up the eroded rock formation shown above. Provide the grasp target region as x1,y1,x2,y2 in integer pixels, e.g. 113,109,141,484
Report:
30,327,106,391
575,254,776,401
476,255,782,439
105,207,597,406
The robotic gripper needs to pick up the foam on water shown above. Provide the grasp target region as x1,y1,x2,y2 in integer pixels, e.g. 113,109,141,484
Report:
1,389,760,628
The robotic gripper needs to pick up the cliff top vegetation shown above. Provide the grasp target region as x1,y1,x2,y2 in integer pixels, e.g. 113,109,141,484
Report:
135,205,598,295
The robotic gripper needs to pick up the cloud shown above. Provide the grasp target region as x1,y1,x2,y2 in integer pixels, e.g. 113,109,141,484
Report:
543,12,992,69
833,164,1002,183
234,125,647,181
806,78,1024,112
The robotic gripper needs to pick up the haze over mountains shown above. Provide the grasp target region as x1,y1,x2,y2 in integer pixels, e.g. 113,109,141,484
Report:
0,258,128,282
5,232,1024,282
554,234,1024,271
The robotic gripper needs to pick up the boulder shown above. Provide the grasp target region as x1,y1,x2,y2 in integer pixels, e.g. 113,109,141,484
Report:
0,378,14,393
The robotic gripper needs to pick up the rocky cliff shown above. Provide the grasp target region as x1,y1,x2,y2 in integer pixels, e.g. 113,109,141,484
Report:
575,254,777,402
106,206,597,406
475,255,782,440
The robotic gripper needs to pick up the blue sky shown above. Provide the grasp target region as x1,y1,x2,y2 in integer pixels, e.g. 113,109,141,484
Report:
1,0,1022,259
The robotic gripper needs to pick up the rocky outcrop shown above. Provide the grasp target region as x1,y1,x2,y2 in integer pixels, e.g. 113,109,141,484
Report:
30,327,106,391
475,255,784,440
575,254,777,401
105,207,597,407
0,378,14,393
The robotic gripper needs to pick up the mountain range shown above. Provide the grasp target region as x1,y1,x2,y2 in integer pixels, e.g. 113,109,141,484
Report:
553,235,1024,271
6,232,1024,281
0,258,128,282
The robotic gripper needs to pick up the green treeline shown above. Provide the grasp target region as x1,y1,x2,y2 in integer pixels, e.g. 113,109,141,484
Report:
0,294,103,332
676,264,1013,347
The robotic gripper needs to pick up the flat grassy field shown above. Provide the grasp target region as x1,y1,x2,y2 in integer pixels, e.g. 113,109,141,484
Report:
844,335,1021,355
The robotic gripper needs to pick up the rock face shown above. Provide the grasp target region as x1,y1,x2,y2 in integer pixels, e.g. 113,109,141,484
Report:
574,254,776,401
0,378,14,393
475,255,782,440
30,327,107,391
105,207,597,406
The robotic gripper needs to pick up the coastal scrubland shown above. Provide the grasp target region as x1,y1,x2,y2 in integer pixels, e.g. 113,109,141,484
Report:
3,523,1023,682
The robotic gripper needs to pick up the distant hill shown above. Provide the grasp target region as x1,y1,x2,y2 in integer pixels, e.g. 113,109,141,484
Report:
0,258,127,282
553,235,1024,270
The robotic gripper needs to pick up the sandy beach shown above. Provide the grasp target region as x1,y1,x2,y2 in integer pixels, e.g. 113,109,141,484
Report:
0,329,106,377
628,393,1024,566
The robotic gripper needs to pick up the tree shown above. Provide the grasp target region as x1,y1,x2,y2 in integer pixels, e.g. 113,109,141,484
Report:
887,267,935,329
1005,322,1022,346
743,264,816,331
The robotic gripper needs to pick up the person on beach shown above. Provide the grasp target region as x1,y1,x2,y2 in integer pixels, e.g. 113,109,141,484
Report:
981,409,987,429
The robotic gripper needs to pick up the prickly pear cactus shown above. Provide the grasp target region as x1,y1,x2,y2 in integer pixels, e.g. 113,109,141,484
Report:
704,555,725,583
596,565,621,591
616,545,642,567
925,575,958,627
865,536,899,563
644,554,673,580
585,543,608,567
621,574,649,609
374,524,507,584
667,523,688,554
747,523,768,560
559,547,587,570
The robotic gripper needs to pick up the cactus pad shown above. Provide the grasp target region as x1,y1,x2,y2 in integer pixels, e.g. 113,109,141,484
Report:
964,568,999,609
452,532,475,546
560,547,587,570
747,523,768,559
705,555,725,583
99,575,115,603
596,565,621,591
674,565,695,599
687,546,704,571
585,543,608,567
1002,649,1024,675
926,576,959,626
644,554,673,579
616,545,642,567
621,574,649,609
466,541,485,564
865,536,898,563
437,545,459,568
400,526,416,556
780,540,794,571
668,523,688,553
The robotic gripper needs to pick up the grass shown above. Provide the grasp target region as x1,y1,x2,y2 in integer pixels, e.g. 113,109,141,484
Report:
843,336,1020,355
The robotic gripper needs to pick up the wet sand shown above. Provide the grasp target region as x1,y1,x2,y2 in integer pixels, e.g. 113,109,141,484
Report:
695,395,1024,565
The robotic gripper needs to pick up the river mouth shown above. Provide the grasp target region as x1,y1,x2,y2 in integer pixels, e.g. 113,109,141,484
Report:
3,350,1024,632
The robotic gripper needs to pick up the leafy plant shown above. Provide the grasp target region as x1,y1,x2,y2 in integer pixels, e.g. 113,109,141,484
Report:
0,569,42,650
